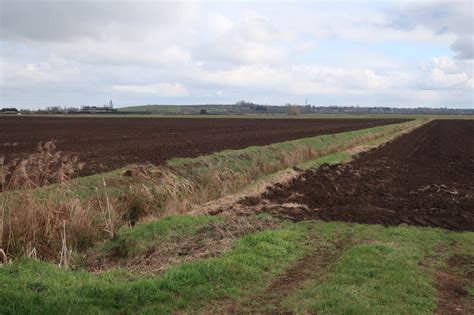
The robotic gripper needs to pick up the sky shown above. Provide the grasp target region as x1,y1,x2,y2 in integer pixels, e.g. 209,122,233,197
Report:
0,0,473,109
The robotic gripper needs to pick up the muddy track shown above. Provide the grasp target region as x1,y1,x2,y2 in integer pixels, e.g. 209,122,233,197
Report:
226,237,349,314
244,120,474,231
434,255,474,314
0,117,408,176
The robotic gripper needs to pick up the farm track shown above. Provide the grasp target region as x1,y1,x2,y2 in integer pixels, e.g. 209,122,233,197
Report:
0,116,408,176
243,120,474,231
234,237,350,314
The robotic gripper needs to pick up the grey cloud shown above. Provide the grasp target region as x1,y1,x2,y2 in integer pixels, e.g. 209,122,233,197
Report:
390,1,473,59
0,1,196,41
391,2,472,35
1,1,472,108
451,37,474,59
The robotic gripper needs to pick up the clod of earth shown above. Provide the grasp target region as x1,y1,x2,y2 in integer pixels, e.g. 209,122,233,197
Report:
244,120,474,231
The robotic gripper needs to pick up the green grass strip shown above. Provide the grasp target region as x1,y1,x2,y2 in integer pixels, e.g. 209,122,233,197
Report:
284,222,474,314
101,215,224,256
286,243,435,314
0,222,311,314
2,119,422,203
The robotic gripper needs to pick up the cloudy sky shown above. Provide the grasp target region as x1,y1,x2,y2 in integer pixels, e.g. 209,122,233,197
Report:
1,0,473,109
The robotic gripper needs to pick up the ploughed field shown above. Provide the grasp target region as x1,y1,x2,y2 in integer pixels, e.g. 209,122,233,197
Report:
0,116,408,176
243,120,474,231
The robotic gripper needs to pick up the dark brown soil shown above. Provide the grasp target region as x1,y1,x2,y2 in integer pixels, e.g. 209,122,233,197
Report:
0,116,408,176
246,120,474,231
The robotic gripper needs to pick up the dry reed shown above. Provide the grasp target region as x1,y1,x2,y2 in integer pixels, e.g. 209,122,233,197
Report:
0,141,102,263
0,122,418,264
0,140,84,191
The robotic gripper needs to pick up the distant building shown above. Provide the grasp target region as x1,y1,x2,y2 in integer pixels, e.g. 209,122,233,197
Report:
76,100,116,114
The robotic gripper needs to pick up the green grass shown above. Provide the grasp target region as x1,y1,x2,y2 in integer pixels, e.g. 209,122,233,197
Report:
2,119,422,204
101,215,224,256
286,242,435,314
2,116,472,313
166,119,421,177
0,118,424,264
0,221,311,315
297,151,352,169
1,218,472,314
283,222,474,314
116,106,474,120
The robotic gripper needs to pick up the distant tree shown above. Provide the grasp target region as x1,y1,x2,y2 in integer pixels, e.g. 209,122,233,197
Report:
45,106,64,114
287,105,300,115
236,100,256,108
255,105,267,112
1,107,18,112
200,109,208,115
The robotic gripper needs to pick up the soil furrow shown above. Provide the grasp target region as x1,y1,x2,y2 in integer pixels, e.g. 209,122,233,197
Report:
247,120,474,231
0,117,408,176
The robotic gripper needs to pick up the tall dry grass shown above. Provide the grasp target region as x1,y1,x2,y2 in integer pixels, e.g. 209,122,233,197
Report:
0,141,84,191
0,141,112,265
0,122,419,265
120,124,410,219
0,143,193,264
1,187,124,265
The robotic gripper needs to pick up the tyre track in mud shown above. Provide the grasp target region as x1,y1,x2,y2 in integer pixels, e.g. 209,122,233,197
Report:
223,237,350,314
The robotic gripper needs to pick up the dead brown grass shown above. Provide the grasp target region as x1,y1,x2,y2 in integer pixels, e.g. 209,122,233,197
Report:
1,186,124,264
0,141,119,264
121,121,421,220
1,141,84,191
85,214,279,275
0,121,422,264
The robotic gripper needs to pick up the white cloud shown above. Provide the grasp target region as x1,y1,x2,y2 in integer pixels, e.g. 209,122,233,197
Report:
391,0,473,59
1,55,82,88
282,6,456,46
420,57,473,89
196,64,393,95
208,13,234,35
112,83,188,96
0,1,473,108
1,1,200,41
45,39,192,66
193,10,290,66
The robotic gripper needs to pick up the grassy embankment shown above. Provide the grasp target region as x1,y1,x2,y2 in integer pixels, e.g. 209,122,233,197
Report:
1,117,472,313
0,119,425,262
71,118,425,201
1,217,472,314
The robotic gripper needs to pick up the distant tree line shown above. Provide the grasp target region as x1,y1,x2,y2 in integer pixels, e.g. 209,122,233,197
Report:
2,103,473,116
1,107,19,112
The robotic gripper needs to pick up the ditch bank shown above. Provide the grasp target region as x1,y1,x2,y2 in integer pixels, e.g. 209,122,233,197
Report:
0,119,425,262
241,120,474,231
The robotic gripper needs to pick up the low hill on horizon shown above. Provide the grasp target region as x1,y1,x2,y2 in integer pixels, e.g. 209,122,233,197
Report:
117,103,474,116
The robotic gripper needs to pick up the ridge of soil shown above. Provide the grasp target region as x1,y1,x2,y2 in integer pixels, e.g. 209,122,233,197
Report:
245,120,474,231
0,117,408,176
192,119,421,217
